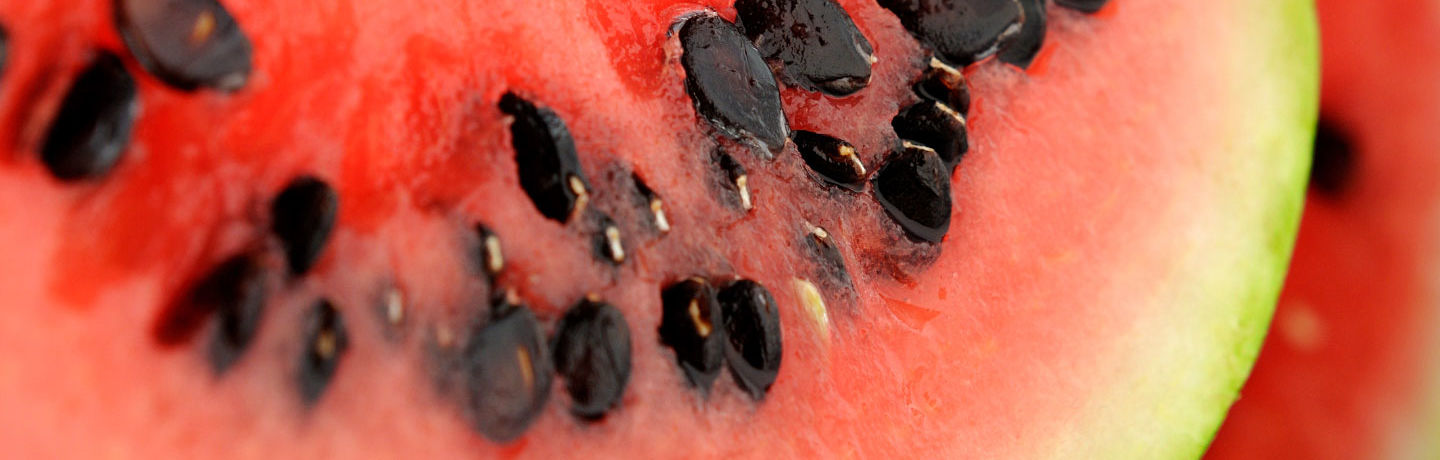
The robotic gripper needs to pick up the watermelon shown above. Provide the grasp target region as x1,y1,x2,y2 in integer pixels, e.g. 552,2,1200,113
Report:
1207,0,1440,457
0,0,1315,457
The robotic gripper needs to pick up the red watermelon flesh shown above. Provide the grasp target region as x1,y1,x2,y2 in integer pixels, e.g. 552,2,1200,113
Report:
1207,0,1440,458
0,0,1314,458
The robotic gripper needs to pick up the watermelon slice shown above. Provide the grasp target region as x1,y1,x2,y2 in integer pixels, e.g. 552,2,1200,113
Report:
0,0,1315,457
1208,0,1440,457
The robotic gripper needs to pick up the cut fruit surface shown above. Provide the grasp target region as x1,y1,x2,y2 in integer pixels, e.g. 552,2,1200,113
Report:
1207,0,1440,458
0,0,1314,458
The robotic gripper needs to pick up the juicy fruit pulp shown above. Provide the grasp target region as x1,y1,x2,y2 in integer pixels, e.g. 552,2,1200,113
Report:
0,0,1314,458
1208,0,1440,457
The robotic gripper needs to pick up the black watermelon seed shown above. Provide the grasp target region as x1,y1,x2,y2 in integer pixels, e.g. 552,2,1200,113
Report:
463,304,552,443
803,224,853,290
893,100,969,167
471,223,505,277
40,51,139,181
998,0,1046,68
878,0,1024,67
1055,0,1108,14
735,0,875,96
590,212,626,265
716,279,782,400
154,252,269,348
499,92,592,223
658,278,725,393
551,298,633,420
114,0,253,91
680,14,789,156
913,59,971,117
298,298,349,406
712,148,754,211
205,255,271,375
631,173,671,233
793,130,866,191
271,176,339,275
872,143,952,243
1311,117,1355,197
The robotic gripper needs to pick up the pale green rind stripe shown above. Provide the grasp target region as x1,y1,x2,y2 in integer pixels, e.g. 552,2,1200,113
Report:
1045,0,1319,458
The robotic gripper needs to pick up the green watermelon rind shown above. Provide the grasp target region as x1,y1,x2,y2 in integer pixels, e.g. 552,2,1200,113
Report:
1047,0,1319,457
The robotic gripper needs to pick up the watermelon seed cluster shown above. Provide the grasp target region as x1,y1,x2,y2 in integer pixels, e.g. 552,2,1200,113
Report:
2,0,1110,447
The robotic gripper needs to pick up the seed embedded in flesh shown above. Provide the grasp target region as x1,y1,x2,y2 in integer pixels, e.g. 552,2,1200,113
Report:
298,299,349,406
793,130,867,191
680,14,790,156
803,223,854,293
154,252,270,350
893,100,969,167
205,254,272,375
590,213,626,265
631,173,671,234
659,278,725,393
716,279,783,400
114,0,253,91
712,149,753,211
1055,0,1109,14
878,0,1024,67
999,0,1047,68
734,0,875,96
375,285,406,341
499,92,592,223
913,58,971,117
1311,117,1355,197
872,143,953,243
463,303,552,443
271,176,339,275
40,51,139,181
472,223,505,277
551,297,633,420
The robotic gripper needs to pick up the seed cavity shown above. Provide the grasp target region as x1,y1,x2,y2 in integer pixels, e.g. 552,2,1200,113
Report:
716,279,783,400
1311,117,1355,198
879,0,1024,67
472,223,505,277
803,223,854,296
299,299,349,406
114,0,253,91
462,304,552,443
499,92,592,223
712,149,754,211
659,278,725,393
893,100,969,167
913,58,971,117
551,298,633,420
587,213,626,265
793,130,867,191
154,252,270,349
872,143,953,243
735,0,875,96
271,176,339,275
999,0,1047,68
41,51,139,181
680,14,789,156
632,173,671,233
383,286,406,327
1055,0,1109,14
